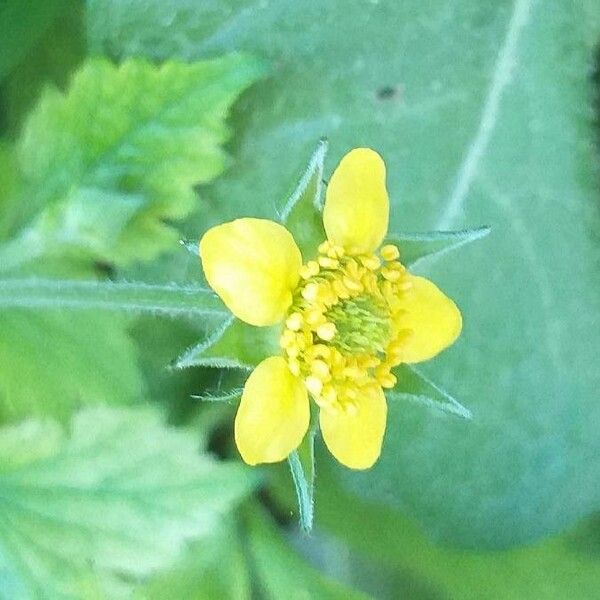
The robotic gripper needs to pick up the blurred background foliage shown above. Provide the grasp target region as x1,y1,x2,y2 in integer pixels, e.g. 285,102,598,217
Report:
1,0,600,598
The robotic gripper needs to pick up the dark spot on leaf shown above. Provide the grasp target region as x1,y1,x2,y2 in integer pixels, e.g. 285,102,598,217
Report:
376,85,402,101
94,261,114,278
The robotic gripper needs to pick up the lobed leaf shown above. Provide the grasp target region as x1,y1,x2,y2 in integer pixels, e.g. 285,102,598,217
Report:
0,311,142,422
0,406,256,598
10,53,265,265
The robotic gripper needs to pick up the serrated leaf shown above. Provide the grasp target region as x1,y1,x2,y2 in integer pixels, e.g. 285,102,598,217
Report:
10,54,264,265
91,1,600,548
0,53,262,423
280,138,327,259
0,311,142,422
389,364,472,420
385,227,491,267
0,406,256,599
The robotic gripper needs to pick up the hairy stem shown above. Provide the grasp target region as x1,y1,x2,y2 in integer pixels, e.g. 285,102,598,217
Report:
0,278,228,318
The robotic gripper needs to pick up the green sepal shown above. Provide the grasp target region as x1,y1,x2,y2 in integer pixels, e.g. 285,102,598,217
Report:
385,226,490,267
192,387,244,404
175,317,281,370
191,368,249,404
287,424,317,533
389,364,472,420
280,139,328,259
180,238,200,257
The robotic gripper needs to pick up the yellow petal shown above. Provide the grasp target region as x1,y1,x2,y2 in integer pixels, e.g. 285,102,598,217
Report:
235,356,309,465
394,275,462,364
319,386,387,470
200,218,302,326
323,148,389,255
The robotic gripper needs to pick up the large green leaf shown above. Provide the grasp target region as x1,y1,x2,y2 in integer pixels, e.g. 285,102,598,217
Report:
7,54,264,265
315,476,600,600
0,406,256,598
139,520,252,600
0,311,142,422
88,1,600,548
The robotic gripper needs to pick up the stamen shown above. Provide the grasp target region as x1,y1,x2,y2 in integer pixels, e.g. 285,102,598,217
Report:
281,241,413,413
316,322,337,341
381,244,400,261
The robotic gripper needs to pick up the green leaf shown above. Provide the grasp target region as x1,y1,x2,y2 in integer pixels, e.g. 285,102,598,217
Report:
0,189,146,273
90,1,600,548
0,143,18,239
281,138,328,259
2,0,84,136
139,520,252,600
0,406,256,598
9,54,264,265
0,52,262,422
245,507,370,600
385,227,491,267
176,318,280,370
318,475,600,600
0,0,70,83
389,364,472,420
0,311,142,422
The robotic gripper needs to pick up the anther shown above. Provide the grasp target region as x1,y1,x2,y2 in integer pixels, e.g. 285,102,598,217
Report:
311,359,330,380
359,255,381,271
316,322,337,341
305,375,323,397
302,282,320,302
343,276,362,292
318,241,331,254
299,261,320,279
381,266,402,282
288,357,301,376
286,312,303,331
280,329,296,348
318,256,339,270
380,244,400,261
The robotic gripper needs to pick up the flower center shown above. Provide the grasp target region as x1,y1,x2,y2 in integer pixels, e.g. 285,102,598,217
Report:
280,241,413,415
326,295,391,356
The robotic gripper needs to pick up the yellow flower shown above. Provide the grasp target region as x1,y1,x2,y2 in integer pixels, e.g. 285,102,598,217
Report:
199,148,462,469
